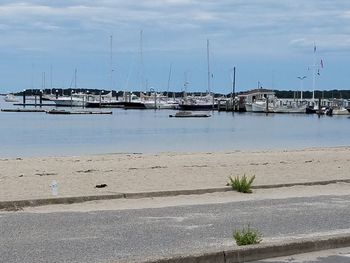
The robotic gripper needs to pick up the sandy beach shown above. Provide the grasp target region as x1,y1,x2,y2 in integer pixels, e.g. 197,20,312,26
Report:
0,146,350,202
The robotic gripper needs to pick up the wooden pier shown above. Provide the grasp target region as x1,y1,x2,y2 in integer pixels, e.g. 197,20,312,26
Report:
46,109,112,115
169,112,211,118
1,108,46,113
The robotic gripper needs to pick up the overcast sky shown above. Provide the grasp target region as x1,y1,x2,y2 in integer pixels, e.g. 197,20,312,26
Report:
1,0,350,93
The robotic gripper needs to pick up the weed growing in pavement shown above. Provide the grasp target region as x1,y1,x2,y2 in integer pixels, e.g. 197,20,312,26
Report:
233,225,262,246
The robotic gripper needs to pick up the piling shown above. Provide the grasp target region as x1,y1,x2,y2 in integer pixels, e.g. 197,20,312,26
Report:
318,98,321,117
22,90,26,107
39,92,43,107
154,92,157,109
99,91,102,107
266,95,269,114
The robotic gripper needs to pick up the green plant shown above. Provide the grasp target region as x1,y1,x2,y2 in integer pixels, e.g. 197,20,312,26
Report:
228,175,255,193
233,225,262,246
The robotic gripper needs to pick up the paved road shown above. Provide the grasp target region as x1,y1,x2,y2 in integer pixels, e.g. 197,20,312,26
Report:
1,195,350,263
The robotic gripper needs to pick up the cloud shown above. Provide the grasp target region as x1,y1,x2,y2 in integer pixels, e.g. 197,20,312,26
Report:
2,0,350,92
1,1,350,62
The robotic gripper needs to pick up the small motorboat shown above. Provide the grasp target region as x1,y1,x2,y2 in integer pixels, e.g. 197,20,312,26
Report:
4,94,19,103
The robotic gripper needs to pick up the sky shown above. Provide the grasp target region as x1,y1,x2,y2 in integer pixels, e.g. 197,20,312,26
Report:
1,0,350,94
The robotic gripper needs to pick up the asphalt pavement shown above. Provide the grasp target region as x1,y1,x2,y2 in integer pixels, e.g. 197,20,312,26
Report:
1,194,350,263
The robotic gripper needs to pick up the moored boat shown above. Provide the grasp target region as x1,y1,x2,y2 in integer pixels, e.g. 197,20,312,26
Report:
178,94,217,111
4,94,19,102
273,101,307,114
251,100,275,113
332,107,349,115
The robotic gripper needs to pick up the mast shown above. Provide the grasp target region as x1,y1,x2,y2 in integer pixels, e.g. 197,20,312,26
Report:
167,63,172,99
42,72,46,90
110,35,113,91
297,76,306,100
31,63,34,90
207,39,211,95
312,43,316,101
50,64,53,90
232,67,236,99
75,68,77,90
140,30,144,92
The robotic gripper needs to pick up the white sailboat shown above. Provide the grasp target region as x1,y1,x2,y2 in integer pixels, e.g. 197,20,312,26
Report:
50,69,87,107
179,39,216,110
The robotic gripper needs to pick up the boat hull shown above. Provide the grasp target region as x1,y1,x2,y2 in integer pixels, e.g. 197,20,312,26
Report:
273,105,307,114
245,103,252,112
178,104,217,111
252,102,274,113
123,102,147,109
4,95,19,102
51,98,86,107
332,108,349,115
85,101,124,108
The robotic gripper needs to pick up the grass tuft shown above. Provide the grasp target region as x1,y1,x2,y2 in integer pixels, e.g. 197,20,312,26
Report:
228,175,255,193
233,225,262,246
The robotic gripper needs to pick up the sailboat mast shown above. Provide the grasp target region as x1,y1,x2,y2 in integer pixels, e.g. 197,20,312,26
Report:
50,64,53,90
207,39,211,95
167,63,172,98
140,30,144,92
110,35,113,91
232,67,236,99
31,63,34,90
312,43,316,101
74,68,77,90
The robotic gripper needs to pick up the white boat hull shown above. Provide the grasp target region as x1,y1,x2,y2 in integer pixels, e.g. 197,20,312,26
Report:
273,105,307,113
4,94,19,102
51,98,86,107
245,103,252,112
332,108,349,115
143,101,179,109
252,102,274,112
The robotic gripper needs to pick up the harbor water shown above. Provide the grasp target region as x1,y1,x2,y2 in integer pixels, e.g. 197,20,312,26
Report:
0,97,349,157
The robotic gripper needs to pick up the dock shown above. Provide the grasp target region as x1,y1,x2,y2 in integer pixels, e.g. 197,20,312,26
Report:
13,103,56,107
169,111,211,118
1,108,46,113
46,109,112,115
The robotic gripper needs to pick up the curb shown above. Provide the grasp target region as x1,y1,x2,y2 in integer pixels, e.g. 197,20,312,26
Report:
0,194,123,211
1,179,350,210
251,179,350,189
140,233,350,263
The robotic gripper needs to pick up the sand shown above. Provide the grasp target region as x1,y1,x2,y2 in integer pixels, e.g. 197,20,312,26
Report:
0,147,350,202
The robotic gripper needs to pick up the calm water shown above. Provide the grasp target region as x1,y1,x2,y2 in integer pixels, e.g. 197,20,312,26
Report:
0,97,349,157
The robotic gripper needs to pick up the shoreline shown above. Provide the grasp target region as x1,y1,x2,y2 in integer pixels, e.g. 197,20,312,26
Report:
1,146,350,202
2,144,350,159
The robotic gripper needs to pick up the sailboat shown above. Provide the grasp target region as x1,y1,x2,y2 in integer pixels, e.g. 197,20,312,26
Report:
306,43,325,114
50,69,88,107
179,39,217,111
